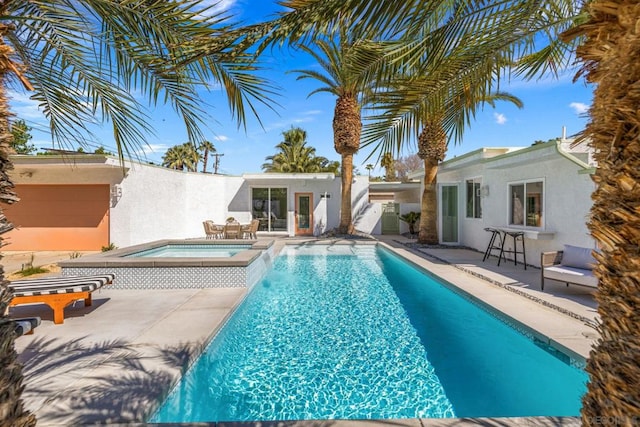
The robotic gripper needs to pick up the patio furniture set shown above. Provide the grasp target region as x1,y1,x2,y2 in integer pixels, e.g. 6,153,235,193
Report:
203,219,259,240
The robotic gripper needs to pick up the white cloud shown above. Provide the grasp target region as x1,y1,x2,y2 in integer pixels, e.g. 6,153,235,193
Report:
192,0,237,18
8,90,47,122
139,143,169,156
494,112,507,125
213,135,229,142
569,102,589,115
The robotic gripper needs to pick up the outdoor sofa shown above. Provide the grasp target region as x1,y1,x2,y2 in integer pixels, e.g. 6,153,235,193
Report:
540,245,598,291
9,274,115,324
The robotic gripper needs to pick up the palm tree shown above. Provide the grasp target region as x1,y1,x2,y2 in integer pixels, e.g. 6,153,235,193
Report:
0,2,274,425
380,152,395,181
561,0,640,422
365,163,374,179
198,141,216,173
291,32,385,234
262,127,329,173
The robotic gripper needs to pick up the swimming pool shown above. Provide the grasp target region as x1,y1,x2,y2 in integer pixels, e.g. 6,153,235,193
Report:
150,243,587,422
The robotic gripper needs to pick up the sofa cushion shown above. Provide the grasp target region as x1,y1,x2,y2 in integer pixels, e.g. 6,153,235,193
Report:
544,265,598,288
562,244,597,270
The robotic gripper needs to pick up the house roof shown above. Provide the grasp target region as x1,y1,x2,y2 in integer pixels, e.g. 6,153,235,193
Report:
408,140,596,178
241,173,335,181
10,155,129,185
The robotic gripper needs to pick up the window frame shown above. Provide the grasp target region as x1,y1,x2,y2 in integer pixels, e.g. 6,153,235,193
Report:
465,176,482,219
250,186,288,232
507,178,545,229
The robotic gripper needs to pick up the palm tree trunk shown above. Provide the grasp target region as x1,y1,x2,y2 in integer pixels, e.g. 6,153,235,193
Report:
573,0,640,423
201,148,209,173
0,33,36,426
418,157,438,244
339,153,355,234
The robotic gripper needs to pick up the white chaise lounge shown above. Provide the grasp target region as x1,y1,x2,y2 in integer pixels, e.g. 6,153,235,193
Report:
9,274,115,324
541,245,598,291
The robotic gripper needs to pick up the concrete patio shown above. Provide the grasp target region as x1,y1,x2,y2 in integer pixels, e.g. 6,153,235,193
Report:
6,236,597,426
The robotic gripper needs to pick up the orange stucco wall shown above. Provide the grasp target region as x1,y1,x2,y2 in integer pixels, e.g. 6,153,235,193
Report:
3,184,110,251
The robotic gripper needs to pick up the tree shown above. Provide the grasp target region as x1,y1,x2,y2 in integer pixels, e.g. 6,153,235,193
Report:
9,119,36,154
291,31,385,233
198,141,216,173
93,146,113,155
262,126,331,173
0,2,274,425
562,0,640,422
395,154,421,182
380,152,395,181
162,143,200,172
365,163,374,179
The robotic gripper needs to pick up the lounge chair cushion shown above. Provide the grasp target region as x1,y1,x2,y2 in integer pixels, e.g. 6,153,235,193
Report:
10,274,115,297
9,274,115,324
561,244,597,270
543,265,598,288
13,317,41,336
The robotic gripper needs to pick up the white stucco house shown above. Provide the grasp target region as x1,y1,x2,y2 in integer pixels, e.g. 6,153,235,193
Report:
5,155,421,250
4,136,596,261
413,138,597,267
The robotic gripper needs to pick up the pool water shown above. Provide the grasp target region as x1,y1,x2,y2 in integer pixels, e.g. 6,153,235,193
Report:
150,244,587,422
125,244,251,258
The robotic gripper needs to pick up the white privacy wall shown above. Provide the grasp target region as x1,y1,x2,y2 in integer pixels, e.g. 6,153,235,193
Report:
109,160,369,246
109,160,243,247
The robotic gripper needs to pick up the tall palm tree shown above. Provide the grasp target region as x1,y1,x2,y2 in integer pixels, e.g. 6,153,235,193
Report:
292,32,385,234
380,152,395,181
198,141,216,173
365,163,374,179
0,2,275,425
413,90,522,244
562,0,640,422
262,126,329,173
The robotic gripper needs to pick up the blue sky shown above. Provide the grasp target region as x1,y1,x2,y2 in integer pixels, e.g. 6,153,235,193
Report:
10,0,593,177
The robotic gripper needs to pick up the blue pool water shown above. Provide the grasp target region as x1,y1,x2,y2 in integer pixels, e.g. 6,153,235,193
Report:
125,244,251,258
150,244,587,422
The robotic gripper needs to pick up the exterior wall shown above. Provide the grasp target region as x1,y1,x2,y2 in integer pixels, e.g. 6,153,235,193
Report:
110,160,362,246
4,184,110,250
437,142,596,267
109,161,244,247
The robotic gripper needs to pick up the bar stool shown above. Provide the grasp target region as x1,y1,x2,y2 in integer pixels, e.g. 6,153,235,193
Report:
483,227,505,263
499,230,526,269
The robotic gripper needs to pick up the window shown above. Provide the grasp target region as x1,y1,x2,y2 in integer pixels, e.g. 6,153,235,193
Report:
251,187,288,232
509,181,543,227
466,178,482,219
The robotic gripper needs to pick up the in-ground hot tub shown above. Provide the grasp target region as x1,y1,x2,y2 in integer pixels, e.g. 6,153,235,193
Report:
59,239,275,289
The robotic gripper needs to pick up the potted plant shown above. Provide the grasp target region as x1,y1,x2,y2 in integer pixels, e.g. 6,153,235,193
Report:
399,211,421,236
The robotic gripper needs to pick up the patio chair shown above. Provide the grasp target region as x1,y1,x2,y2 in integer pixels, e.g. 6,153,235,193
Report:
203,220,224,239
9,274,115,324
203,220,216,239
224,221,241,239
241,219,260,239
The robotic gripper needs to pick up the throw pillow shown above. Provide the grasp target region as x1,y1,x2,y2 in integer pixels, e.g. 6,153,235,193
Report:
562,244,597,270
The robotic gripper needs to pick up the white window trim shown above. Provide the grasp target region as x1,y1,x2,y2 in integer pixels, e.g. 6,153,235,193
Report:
465,176,483,220
506,178,546,229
